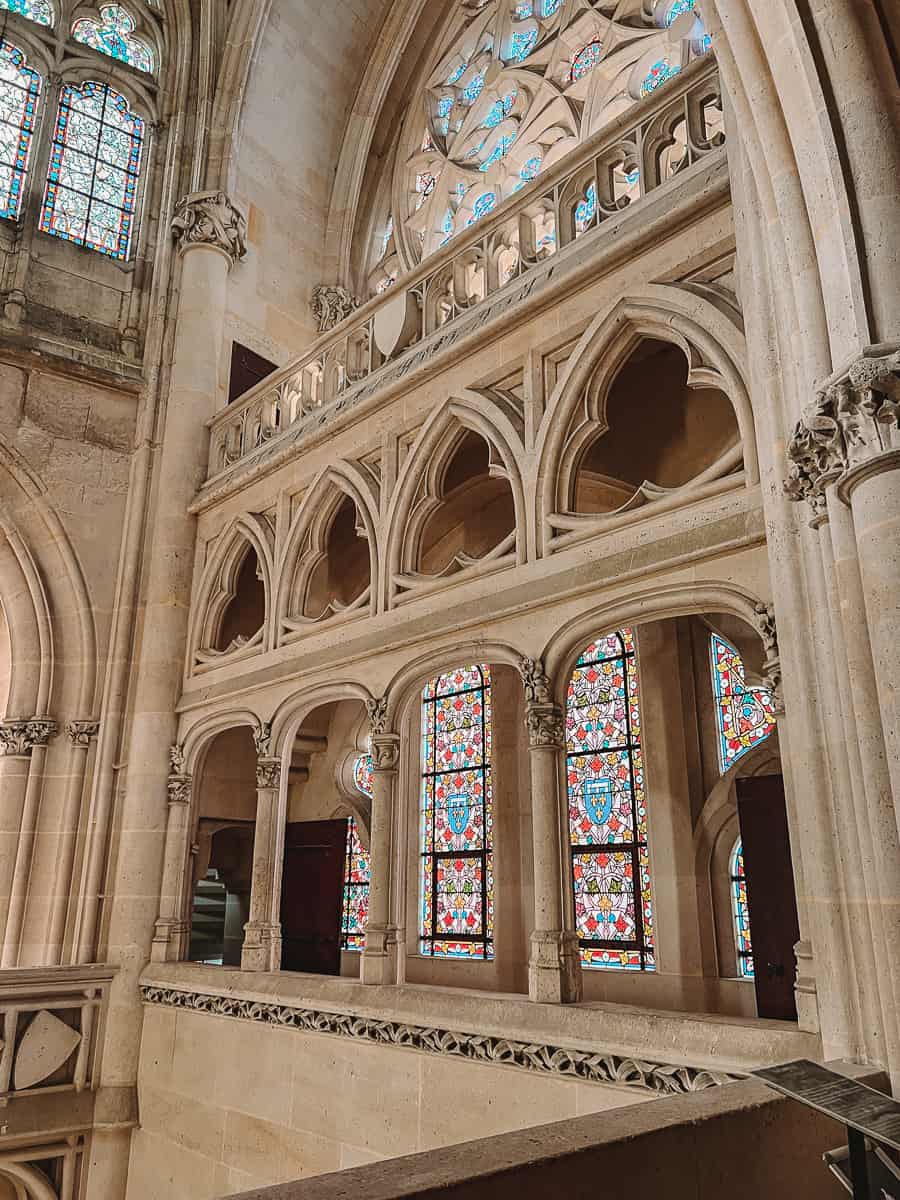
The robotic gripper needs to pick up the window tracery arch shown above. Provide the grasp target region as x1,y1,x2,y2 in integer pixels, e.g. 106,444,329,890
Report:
368,0,713,289
710,632,775,773
0,0,53,27
72,4,155,74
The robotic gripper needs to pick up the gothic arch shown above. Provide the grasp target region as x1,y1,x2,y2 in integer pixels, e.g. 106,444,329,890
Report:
534,286,756,554
179,708,265,777
274,463,380,639
268,682,376,762
0,1160,56,1200
384,392,526,607
190,513,275,671
383,638,522,728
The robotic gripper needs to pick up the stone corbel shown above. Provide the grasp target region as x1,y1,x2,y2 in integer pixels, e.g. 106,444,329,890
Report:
172,190,247,265
784,346,900,512
518,656,566,749
753,602,784,716
518,656,553,706
370,732,400,772
0,718,58,756
256,758,281,789
66,719,100,747
366,695,389,738
311,284,359,333
253,720,273,759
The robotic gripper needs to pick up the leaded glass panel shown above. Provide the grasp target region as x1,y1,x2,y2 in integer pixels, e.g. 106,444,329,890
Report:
341,816,370,952
0,40,41,221
567,630,654,970
39,81,144,260
730,838,753,978
421,664,493,959
0,0,52,26
710,633,775,772
72,4,154,73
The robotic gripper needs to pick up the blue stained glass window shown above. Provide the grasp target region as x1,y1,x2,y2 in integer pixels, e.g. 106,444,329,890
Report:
0,40,41,221
462,72,485,104
571,40,602,82
483,89,516,129
437,96,453,119
520,155,541,181
699,32,713,54
567,630,655,970
641,58,681,96
447,61,466,84
480,133,515,171
665,0,696,24
72,4,154,73
421,665,493,959
439,207,454,245
710,633,775,772
730,838,754,978
39,81,145,261
508,28,537,62
466,191,496,225
514,1,532,16
0,0,52,26
541,0,561,15
574,181,596,233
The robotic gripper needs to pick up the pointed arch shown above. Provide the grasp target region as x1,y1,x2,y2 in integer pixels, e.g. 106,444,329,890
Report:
189,512,275,672
384,391,526,608
533,285,755,555
274,462,380,641
382,637,522,729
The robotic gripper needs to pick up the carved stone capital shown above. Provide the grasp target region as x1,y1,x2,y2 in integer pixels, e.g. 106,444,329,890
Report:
366,696,389,738
253,720,273,759
167,773,193,805
0,718,58,756
753,602,784,716
66,719,99,747
518,656,553,705
169,743,186,775
784,346,900,510
256,757,281,789
525,703,566,749
370,732,401,772
172,190,247,265
311,284,359,333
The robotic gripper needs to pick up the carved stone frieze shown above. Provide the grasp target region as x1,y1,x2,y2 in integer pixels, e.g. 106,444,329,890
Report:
784,347,900,510
366,696,389,737
256,757,281,789
518,656,553,706
370,732,400,772
311,284,359,333
0,718,58,756
66,720,100,747
525,704,566,749
140,983,737,1095
172,190,247,264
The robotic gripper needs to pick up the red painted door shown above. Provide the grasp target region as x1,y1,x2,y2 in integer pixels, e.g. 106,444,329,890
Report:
279,819,347,975
736,776,800,1020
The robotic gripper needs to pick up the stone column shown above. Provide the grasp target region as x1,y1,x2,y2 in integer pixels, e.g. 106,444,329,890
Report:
241,756,283,972
361,698,400,986
84,194,246,1200
150,745,194,963
519,659,581,1004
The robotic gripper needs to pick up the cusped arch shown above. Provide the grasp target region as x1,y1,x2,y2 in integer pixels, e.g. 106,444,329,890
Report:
190,513,275,671
384,391,527,607
274,462,380,640
534,286,756,552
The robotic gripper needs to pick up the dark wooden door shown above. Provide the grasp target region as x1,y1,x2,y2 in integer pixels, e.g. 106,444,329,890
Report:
736,776,800,1021
280,819,347,975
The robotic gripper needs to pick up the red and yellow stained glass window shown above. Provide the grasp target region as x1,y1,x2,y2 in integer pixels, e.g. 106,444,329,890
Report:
730,837,753,978
341,753,373,952
421,664,493,959
0,40,41,221
710,633,775,772
566,629,654,971
39,81,145,260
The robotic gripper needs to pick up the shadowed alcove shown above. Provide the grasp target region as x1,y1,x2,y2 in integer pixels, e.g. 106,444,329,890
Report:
214,545,266,652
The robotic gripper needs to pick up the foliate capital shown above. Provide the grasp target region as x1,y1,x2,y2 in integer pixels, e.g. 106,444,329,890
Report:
525,703,566,749
256,758,281,789
167,773,193,805
784,346,900,510
172,190,247,265
253,720,273,759
518,656,553,705
66,719,100,747
311,284,359,333
366,696,389,738
0,718,58,756
371,733,401,772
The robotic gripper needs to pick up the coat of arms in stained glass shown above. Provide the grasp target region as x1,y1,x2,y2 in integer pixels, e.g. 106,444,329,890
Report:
566,629,654,970
421,664,493,959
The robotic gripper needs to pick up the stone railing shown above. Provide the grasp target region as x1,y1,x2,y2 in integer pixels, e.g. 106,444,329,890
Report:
208,58,724,481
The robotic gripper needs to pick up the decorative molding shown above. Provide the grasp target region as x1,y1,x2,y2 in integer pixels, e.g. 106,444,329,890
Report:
753,602,783,716
311,284,359,333
66,720,100,747
256,757,281,789
172,190,247,264
0,718,58,756
140,984,738,1095
167,773,193,805
366,696,389,737
525,704,566,749
370,732,401,772
253,720,273,759
518,656,553,706
784,346,900,512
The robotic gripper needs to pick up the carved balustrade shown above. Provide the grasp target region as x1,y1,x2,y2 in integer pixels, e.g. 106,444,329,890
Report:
207,59,724,480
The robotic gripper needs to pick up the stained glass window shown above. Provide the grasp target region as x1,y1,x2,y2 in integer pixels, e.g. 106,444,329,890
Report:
567,630,654,970
541,0,561,15
420,664,493,959
353,751,373,799
0,40,41,221
574,181,596,234
480,133,515,171
710,633,775,772
571,41,602,82
466,191,496,225
39,81,145,260
72,5,154,73
641,58,681,96
665,0,697,24
341,817,370,952
0,0,52,26
507,27,537,63
730,838,753,978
